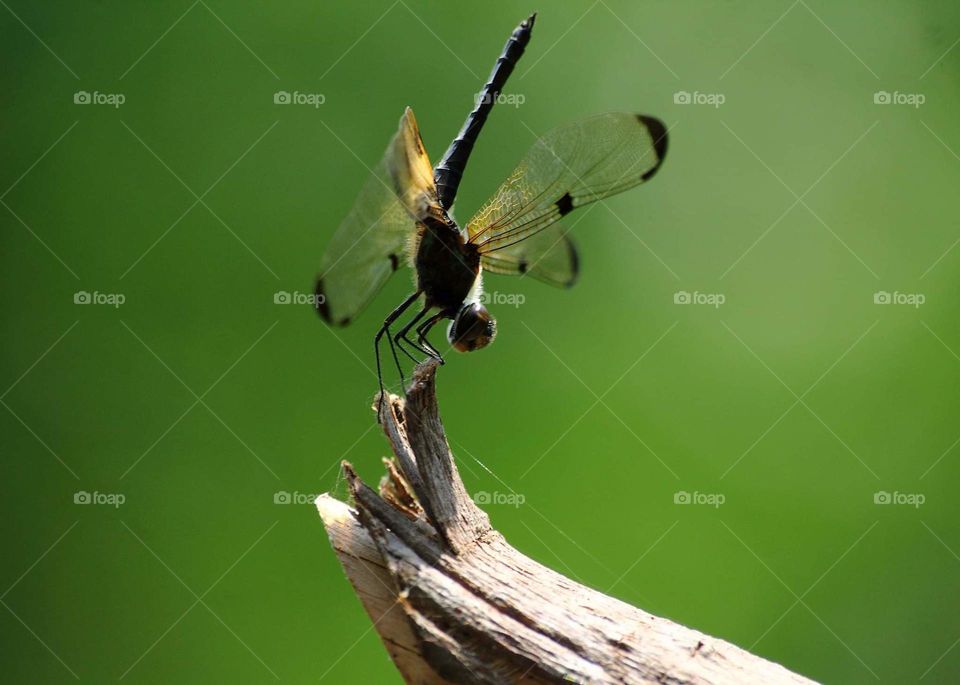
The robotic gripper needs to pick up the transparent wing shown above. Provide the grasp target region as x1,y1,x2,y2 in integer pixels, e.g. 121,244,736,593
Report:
480,223,579,288
315,108,438,325
466,113,667,255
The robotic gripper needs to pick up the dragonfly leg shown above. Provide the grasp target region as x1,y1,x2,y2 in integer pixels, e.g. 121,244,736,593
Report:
394,306,432,363
374,291,420,411
416,312,447,364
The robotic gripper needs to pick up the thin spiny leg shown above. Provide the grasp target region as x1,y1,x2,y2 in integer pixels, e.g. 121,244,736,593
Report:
394,337,422,365
394,306,432,362
374,291,420,412
416,312,446,364
386,327,405,389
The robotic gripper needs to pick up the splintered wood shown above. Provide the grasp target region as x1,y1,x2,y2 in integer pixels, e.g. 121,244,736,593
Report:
317,362,818,685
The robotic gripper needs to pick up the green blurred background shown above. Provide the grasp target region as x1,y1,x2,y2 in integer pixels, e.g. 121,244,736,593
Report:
2,1,959,682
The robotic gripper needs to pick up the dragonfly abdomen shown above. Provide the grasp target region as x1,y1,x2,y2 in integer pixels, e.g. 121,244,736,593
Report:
433,14,536,211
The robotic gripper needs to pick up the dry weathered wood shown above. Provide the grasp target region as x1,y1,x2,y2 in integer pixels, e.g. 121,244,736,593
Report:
316,362,818,684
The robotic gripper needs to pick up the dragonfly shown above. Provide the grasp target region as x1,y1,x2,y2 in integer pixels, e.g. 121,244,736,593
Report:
314,13,668,401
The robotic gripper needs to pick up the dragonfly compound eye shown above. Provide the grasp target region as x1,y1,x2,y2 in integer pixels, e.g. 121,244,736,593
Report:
448,303,497,352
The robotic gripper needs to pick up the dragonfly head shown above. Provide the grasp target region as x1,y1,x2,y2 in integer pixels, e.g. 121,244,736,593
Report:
448,302,497,352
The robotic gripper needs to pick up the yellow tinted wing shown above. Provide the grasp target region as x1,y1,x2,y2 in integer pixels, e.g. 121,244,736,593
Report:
315,108,438,325
390,108,441,220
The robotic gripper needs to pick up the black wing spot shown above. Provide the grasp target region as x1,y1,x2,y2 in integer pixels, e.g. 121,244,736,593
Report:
389,253,400,271
636,115,668,181
315,277,351,326
565,236,580,288
314,277,332,322
555,192,574,217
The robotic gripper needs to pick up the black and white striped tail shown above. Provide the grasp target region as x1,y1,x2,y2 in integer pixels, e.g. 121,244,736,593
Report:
433,13,536,211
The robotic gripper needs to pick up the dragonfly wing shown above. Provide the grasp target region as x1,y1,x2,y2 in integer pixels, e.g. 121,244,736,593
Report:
390,108,441,220
315,108,437,325
480,223,579,288
466,112,667,255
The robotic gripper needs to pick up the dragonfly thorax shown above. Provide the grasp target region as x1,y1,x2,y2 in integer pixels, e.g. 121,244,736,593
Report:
414,214,481,314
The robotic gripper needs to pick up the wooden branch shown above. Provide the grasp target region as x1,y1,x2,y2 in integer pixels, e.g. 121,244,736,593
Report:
316,362,818,684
